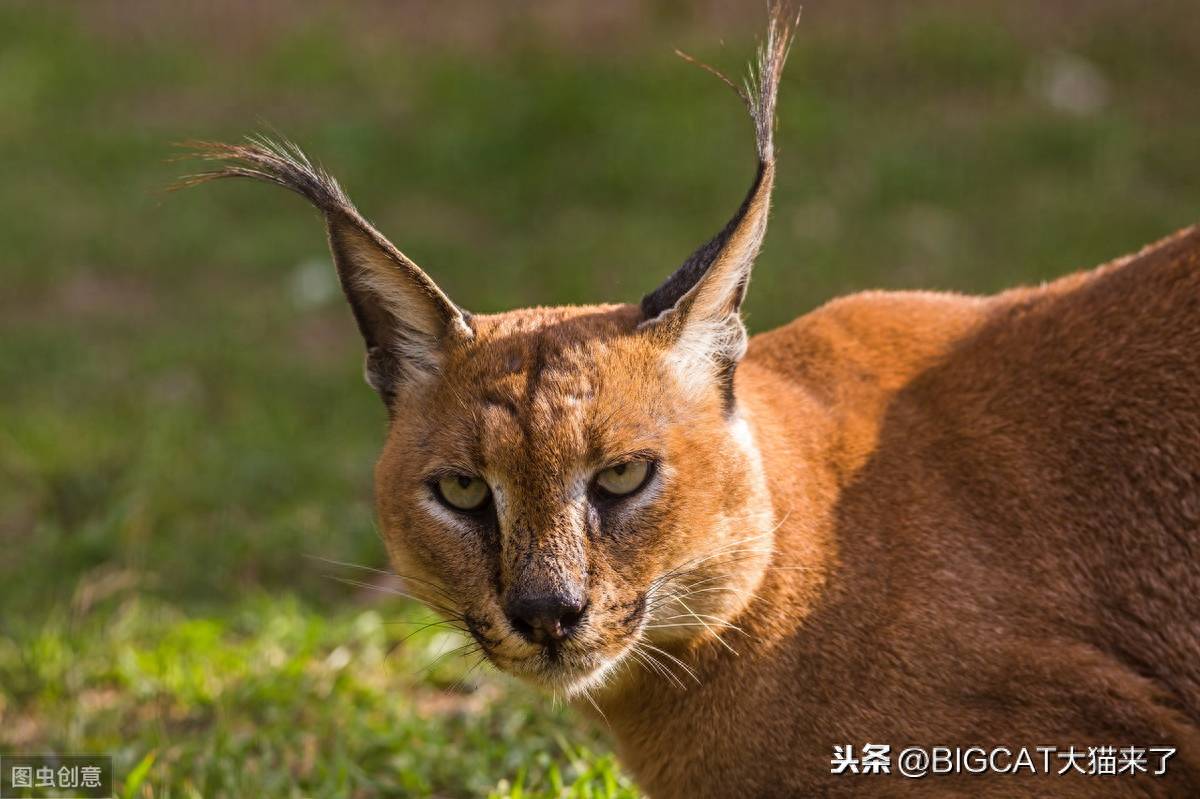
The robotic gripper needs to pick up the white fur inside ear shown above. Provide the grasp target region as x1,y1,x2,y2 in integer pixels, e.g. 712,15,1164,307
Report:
664,314,748,401
346,245,447,382
346,246,443,338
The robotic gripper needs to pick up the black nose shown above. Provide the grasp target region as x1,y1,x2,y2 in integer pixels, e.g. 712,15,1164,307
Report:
506,592,587,644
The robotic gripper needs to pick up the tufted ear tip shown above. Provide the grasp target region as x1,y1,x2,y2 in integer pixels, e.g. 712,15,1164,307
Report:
176,135,470,407
639,2,799,408
640,2,798,328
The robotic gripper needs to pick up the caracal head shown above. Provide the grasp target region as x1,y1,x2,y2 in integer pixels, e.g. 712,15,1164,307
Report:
183,5,799,696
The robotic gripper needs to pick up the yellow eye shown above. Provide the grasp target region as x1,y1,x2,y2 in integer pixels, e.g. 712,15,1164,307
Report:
436,475,491,511
595,461,651,497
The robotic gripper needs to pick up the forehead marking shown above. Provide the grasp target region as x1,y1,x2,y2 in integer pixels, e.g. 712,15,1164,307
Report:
482,390,519,417
521,334,550,404
473,328,612,477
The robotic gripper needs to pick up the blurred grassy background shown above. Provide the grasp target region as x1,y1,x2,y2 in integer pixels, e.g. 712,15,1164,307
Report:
1,1,1198,796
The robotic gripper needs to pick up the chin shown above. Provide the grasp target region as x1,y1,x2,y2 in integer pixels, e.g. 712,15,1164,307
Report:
506,645,630,698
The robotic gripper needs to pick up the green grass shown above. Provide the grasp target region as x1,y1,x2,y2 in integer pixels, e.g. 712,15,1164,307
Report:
0,594,632,798
1,1,1198,796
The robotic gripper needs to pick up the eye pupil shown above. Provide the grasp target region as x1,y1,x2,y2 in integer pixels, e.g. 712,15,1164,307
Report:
595,460,652,499
435,474,491,512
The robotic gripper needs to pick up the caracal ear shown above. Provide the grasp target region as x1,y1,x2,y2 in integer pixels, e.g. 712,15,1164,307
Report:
176,137,473,408
639,1,798,409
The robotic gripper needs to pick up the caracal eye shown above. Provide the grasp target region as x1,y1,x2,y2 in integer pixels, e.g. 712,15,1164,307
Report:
595,461,651,497
436,474,491,511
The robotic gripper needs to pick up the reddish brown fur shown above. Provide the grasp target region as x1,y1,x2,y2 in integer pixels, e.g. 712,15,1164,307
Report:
187,5,1200,795
372,302,778,694
597,226,1200,796
367,228,1200,797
